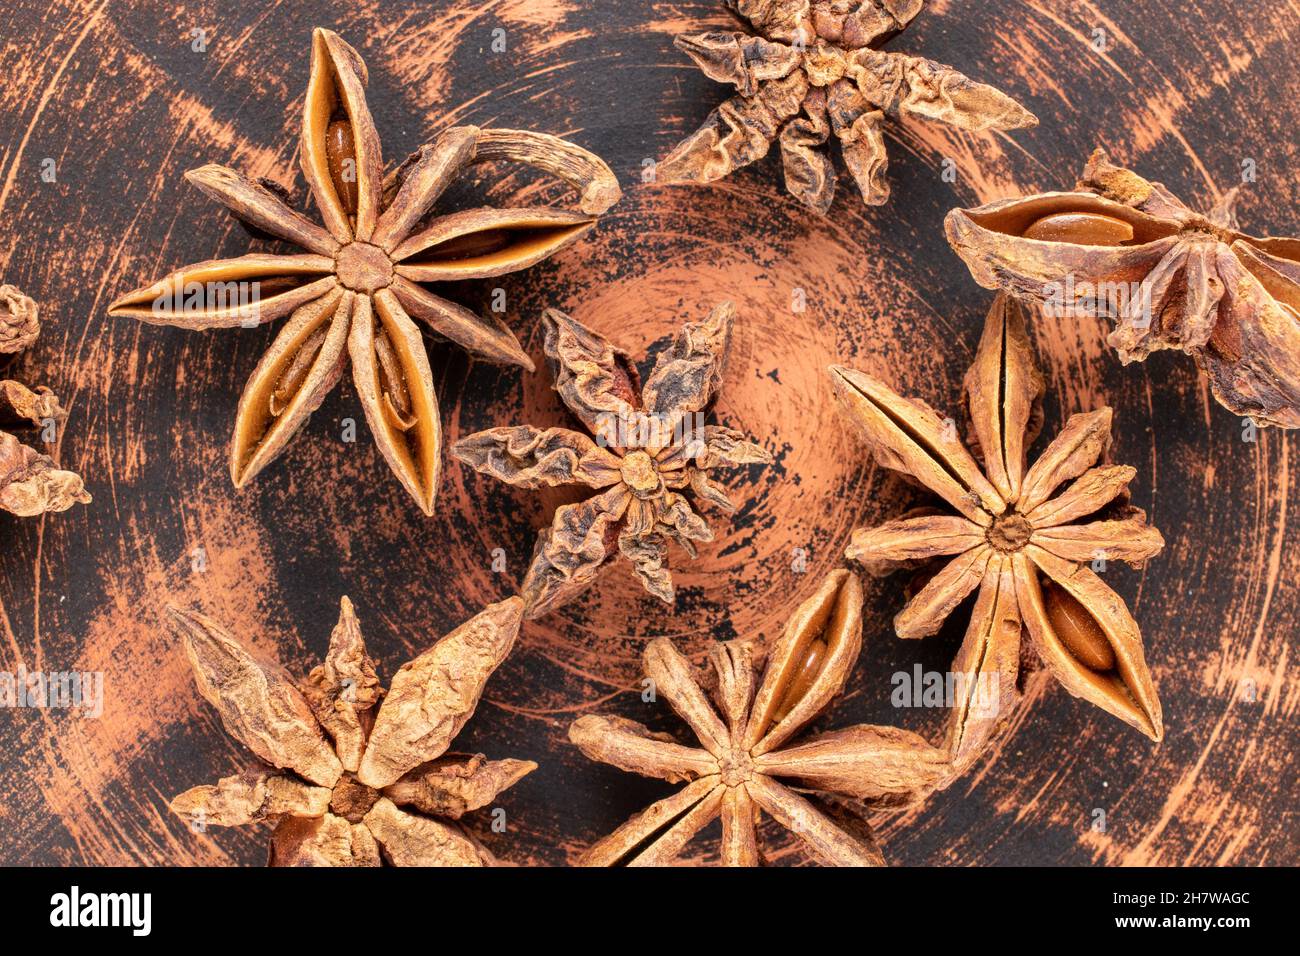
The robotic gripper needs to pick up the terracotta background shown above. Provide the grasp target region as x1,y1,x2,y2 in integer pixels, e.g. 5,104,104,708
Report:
0,0,1295,865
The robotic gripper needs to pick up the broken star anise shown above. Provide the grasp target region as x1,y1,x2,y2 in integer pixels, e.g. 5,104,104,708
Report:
108,29,620,514
658,0,1037,211
830,294,1165,767
945,148,1300,427
0,284,90,517
453,303,771,619
167,595,534,866
570,570,951,866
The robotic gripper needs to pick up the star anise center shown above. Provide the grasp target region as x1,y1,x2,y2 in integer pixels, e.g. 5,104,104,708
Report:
986,511,1033,552
335,241,393,293
329,772,381,823
717,748,755,788
802,42,847,86
620,450,663,498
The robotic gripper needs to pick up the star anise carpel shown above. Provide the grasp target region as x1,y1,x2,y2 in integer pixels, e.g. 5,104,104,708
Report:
570,570,951,866
946,148,1300,427
830,293,1165,766
453,302,771,619
659,0,1037,212
167,595,533,866
108,29,620,514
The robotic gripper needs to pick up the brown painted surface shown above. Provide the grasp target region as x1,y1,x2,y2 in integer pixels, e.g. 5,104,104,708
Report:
0,0,1295,866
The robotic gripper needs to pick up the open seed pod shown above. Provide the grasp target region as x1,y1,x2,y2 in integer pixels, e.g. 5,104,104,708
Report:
832,294,1164,766
167,595,535,866
569,570,952,866
108,29,620,514
945,148,1300,427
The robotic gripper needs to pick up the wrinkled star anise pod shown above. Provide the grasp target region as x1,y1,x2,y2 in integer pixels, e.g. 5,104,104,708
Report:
453,303,771,619
946,148,1300,427
0,284,40,353
830,294,1164,767
109,29,620,514
168,595,534,866
659,0,1037,211
570,570,952,866
0,285,89,517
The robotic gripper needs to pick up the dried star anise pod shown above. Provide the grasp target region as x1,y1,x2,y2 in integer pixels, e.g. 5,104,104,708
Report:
453,303,771,619
658,0,1037,211
0,285,90,517
0,284,40,353
109,29,620,514
167,595,534,866
829,294,1165,767
946,148,1300,427
570,570,951,866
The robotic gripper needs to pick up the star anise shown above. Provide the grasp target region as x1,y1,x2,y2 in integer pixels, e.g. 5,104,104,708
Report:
108,29,620,514
946,148,1300,427
167,595,534,866
658,0,1037,211
453,303,771,619
570,570,951,866
0,284,89,517
0,284,40,353
830,294,1165,767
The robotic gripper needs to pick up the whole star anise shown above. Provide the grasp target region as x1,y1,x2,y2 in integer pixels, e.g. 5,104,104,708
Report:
658,0,1037,211
946,148,1300,427
167,595,533,866
453,303,771,618
108,29,620,514
570,570,951,866
830,294,1165,766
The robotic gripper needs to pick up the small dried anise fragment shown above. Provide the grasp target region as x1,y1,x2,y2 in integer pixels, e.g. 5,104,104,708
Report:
0,285,89,517
570,570,951,866
659,0,1037,211
453,303,771,618
946,148,1300,427
830,293,1165,767
0,284,40,353
168,595,534,866
109,29,620,514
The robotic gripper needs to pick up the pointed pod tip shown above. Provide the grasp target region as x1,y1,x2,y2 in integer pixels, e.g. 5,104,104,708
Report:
163,604,194,628
541,307,574,331
826,364,864,393
162,605,213,652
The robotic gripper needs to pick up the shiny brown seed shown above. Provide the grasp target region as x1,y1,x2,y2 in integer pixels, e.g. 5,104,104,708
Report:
326,118,358,215
374,330,414,432
1042,580,1116,672
771,638,827,724
270,326,328,416
252,276,303,299
425,228,514,262
1022,212,1134,246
